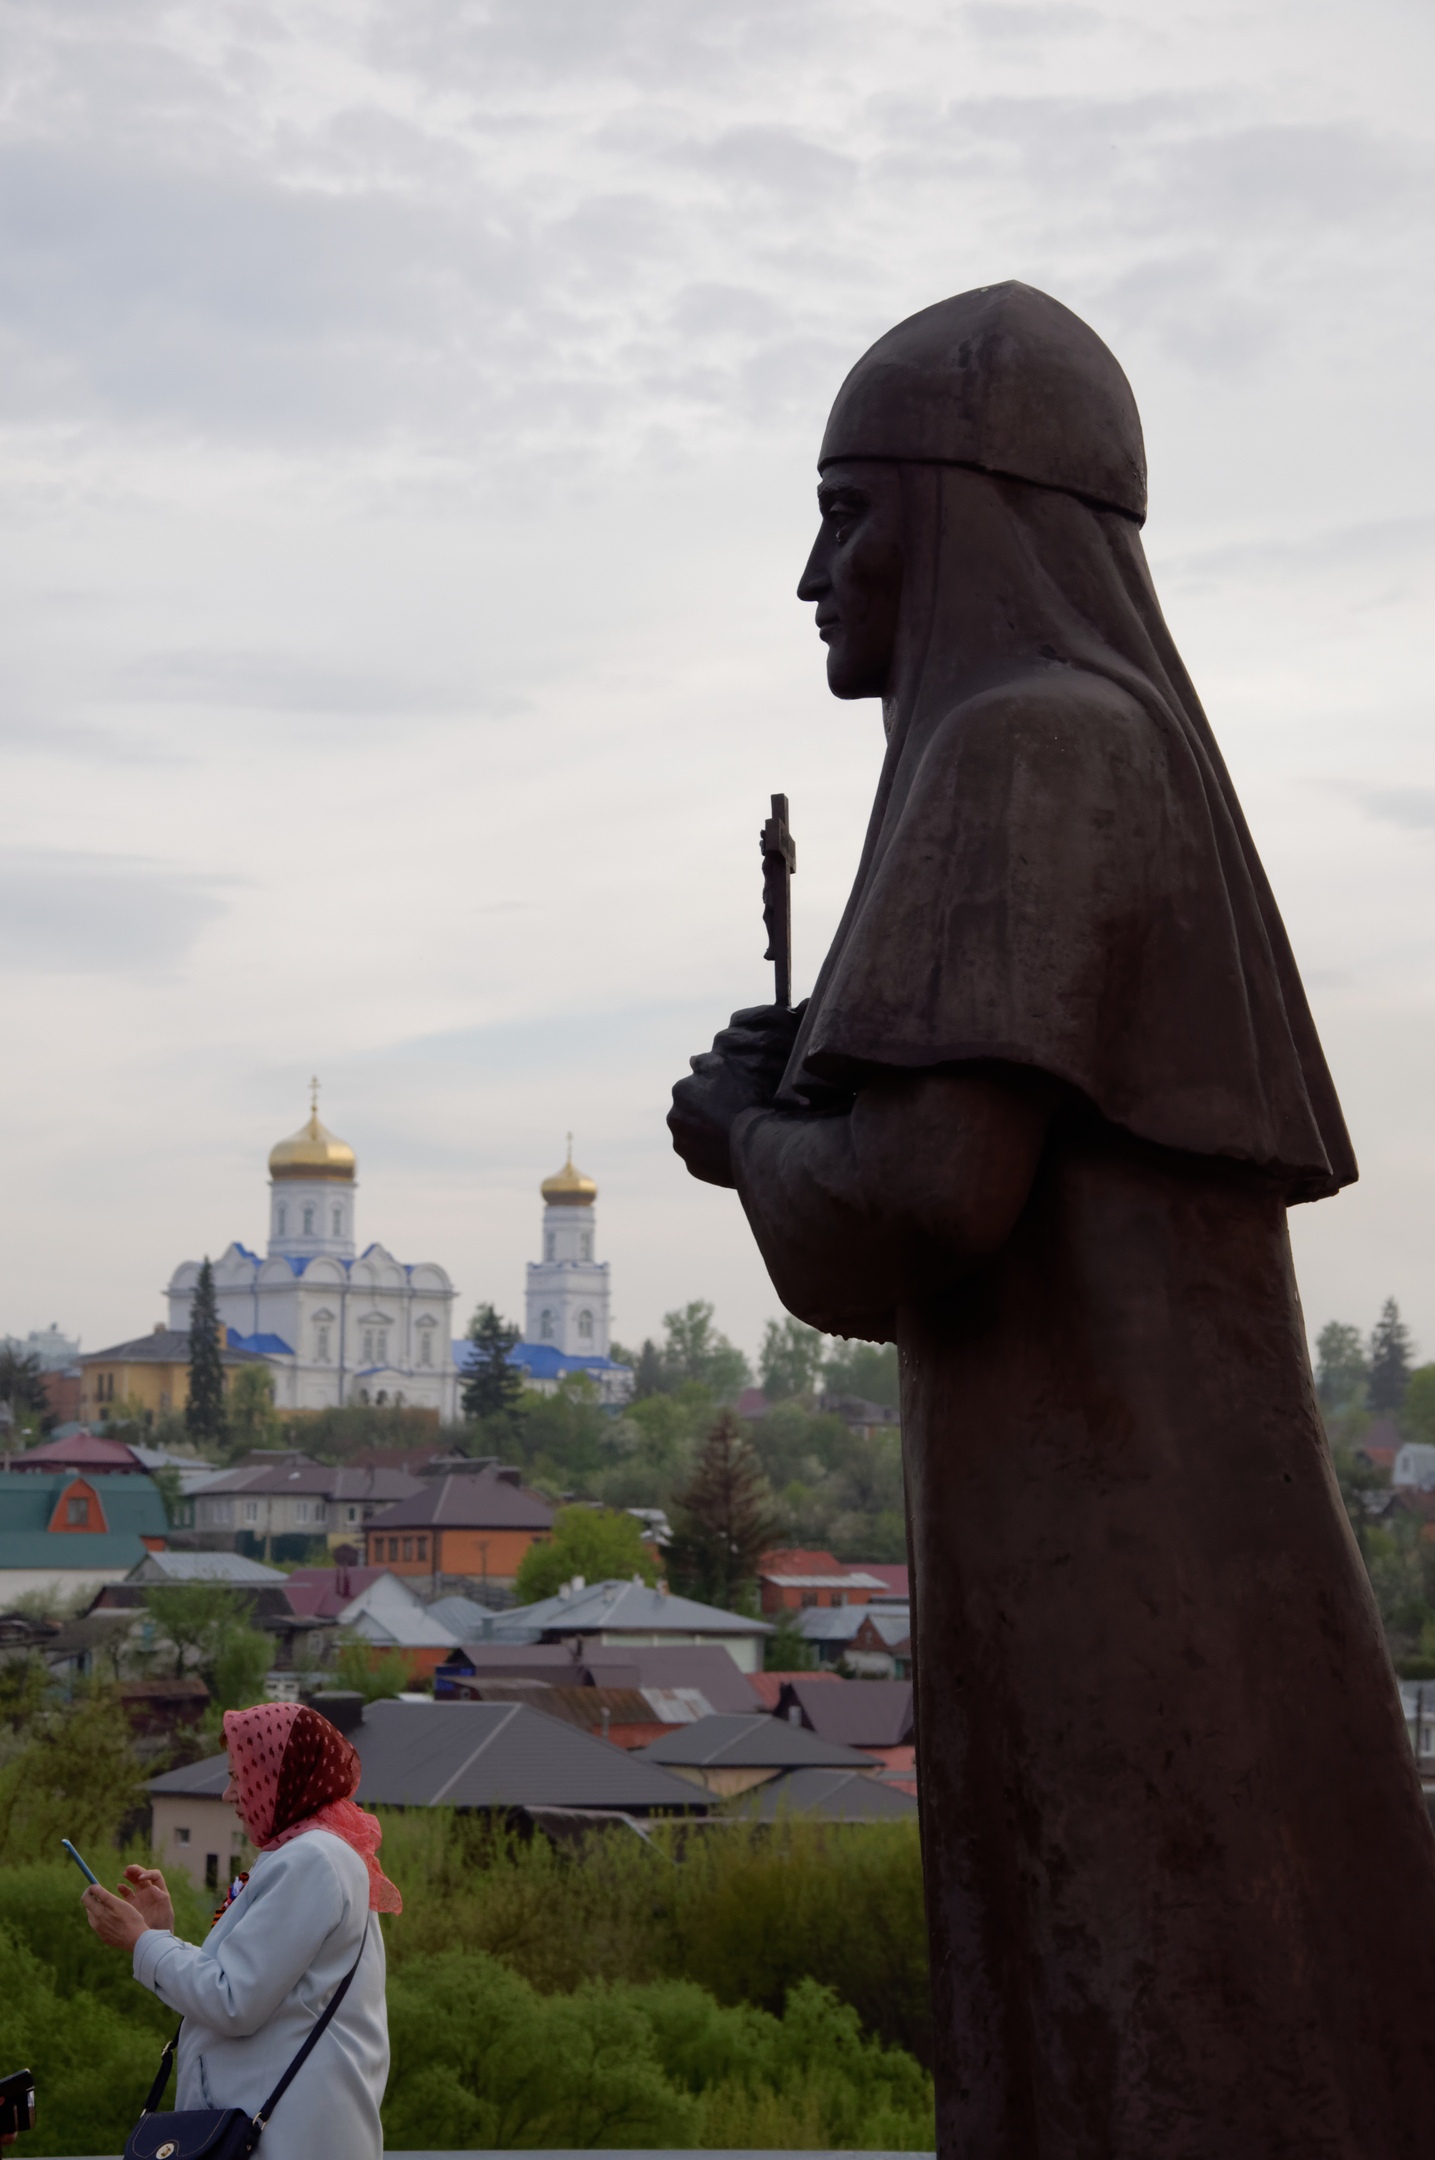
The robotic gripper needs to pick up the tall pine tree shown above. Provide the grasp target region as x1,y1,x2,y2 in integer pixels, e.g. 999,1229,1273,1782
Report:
462,1304,524,1421
1367,1297,1413,1414
186,1257,230,1447
666,1409,781,1610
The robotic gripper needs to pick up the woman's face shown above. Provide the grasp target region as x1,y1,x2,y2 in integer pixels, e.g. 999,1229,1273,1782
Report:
797,460,905,699
223,1767,261,1842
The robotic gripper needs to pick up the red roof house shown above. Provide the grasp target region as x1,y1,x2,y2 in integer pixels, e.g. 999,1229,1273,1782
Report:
9,1430,149,1475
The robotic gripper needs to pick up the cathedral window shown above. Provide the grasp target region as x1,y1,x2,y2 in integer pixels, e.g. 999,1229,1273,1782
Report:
315,1325,330,1363
545,1233,555,1261
418,1325,433,1367
580,1232,592,1261
277,1204,287,1236
578,1309,594,1342
540,1309,555,1342
332,1206,342,1236
303,1205,316,1235
377,1329,388,1363
362,1328,374,1361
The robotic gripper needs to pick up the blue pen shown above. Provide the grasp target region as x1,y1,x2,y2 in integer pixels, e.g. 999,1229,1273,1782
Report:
61,1838,100,1885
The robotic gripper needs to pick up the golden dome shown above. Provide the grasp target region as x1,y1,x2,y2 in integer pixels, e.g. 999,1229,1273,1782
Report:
541,1136,597,1208
269,1086,356,1183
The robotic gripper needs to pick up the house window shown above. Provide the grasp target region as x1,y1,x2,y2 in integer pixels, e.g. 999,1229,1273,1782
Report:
66,1497,88,1526
577,1309,593,1342
402,1537,413,1560
243,1500,258,1524
829,1591,846,1607
801,1590,818,1608
295,1502,310,1524
346,1506,358,1524
417,1536,428,1561
385,1537,398,1561
580,1231,592,1260
175,1827,190,1845
540,1309,555,1342
303,1205,315,1235
315,1325,330,1363
277,1204,287,1236
332,1205,342,1236
1422,1726,1435,1758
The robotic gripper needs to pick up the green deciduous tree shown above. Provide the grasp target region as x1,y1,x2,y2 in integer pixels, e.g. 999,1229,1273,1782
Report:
333,1640,412,1702
185,1259,229,1446
0,1347,53,1437
462,1305,524,1421
822,1339,901,1411
513,1504,658,1603
0,1684,146,1865
1315,1321,1367,1411
764,1607,816,1672
227,1363,281,1456
661,1301,751,1401
666,1410,781,1610
141,1583,271,1713
760,1317,825,1405
1368,1298,1414,1414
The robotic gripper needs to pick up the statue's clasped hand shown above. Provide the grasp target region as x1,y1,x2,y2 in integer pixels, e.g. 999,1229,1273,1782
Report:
668,1002,806,1188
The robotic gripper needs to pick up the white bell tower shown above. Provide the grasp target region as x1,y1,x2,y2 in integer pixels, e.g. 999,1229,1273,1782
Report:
524,1138,610,1357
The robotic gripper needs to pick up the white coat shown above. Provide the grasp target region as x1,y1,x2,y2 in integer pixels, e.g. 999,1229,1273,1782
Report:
130,1829,388,2160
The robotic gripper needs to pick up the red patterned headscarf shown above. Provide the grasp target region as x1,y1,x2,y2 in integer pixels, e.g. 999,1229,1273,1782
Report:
223,1703,401,1913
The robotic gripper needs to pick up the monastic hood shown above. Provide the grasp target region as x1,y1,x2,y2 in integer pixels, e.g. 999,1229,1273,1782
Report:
818,280,1147,524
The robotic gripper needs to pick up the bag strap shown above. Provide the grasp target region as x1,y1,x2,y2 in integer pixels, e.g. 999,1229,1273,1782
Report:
136,1918,369,2130
252,1916,369,2134
140,2027,182,2118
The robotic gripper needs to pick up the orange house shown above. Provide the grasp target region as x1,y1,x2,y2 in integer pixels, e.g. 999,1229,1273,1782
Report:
361,1464,552,1590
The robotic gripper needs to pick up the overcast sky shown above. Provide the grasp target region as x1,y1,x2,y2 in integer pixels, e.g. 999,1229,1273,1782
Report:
1,0,1432,1372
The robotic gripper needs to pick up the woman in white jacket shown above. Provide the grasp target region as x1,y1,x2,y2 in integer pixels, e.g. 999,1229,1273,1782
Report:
83,1701,399,2160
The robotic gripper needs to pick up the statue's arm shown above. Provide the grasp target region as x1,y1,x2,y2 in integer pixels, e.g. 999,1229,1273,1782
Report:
731,1069,1052,1341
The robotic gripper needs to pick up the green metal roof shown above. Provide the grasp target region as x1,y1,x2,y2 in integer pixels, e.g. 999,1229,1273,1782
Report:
0,1470,167,1573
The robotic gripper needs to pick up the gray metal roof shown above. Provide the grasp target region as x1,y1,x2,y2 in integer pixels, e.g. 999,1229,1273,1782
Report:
438,1642,761,1712
127,1550,288,1584
728,1767,919,1822
148,1700,708,1813
776,1678,913,1748
366,1468,554,1531
490,1579,771,1640
639,1712,873,1770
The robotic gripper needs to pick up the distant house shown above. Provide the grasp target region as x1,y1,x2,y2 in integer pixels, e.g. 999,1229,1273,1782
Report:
0,1469,168,1600
793,1601,912,1675
773,1677,915,1785
1393,1443,1435,1493
1356,1417,1402,1478
729,1767,918,1823
855,1562,909,1602
6,1430,150,1476
186,1452,423,1558
146,1697,706,1891
79,1327,273,1429
361,1463,554,1594
638,1711,876,1798
756,1547,890,1615
845,1608,912,1680
816,1395,900,1439
478,1578,773,1675
435,1641,762,1712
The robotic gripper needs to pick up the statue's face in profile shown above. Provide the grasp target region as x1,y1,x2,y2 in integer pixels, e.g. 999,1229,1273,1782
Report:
797,460,904,699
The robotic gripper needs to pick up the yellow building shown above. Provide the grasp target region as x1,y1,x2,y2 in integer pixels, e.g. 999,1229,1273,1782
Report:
79,1325,271,1426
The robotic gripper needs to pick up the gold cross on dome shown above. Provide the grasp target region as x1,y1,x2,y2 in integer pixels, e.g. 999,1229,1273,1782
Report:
310,1075,321,1114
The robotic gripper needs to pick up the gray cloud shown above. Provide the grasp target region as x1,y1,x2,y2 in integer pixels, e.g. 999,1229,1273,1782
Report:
0,848,235,973
117,649,489,719
1360,789,1435,833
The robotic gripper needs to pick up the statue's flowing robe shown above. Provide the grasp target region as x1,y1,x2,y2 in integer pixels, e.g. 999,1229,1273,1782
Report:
736,465,1435,2157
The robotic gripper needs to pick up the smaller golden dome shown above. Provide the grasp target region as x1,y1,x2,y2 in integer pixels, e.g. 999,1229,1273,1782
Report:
541,1136,597,1208
269,1087,356,1183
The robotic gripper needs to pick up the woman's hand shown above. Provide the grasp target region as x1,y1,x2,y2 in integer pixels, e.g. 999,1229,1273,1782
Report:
117,1864,174,1933
82,1882,150,1953
669,1003,806,1187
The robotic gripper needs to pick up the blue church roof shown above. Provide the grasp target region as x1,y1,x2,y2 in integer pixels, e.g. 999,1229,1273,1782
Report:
453,1339,629,1381
226,1329,295,1357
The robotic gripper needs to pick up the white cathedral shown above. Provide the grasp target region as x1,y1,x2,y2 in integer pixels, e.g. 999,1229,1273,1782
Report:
166,1095,460,1418
166,1099,631,1416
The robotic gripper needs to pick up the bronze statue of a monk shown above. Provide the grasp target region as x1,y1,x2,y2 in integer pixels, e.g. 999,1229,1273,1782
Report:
669,282,1435,2158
